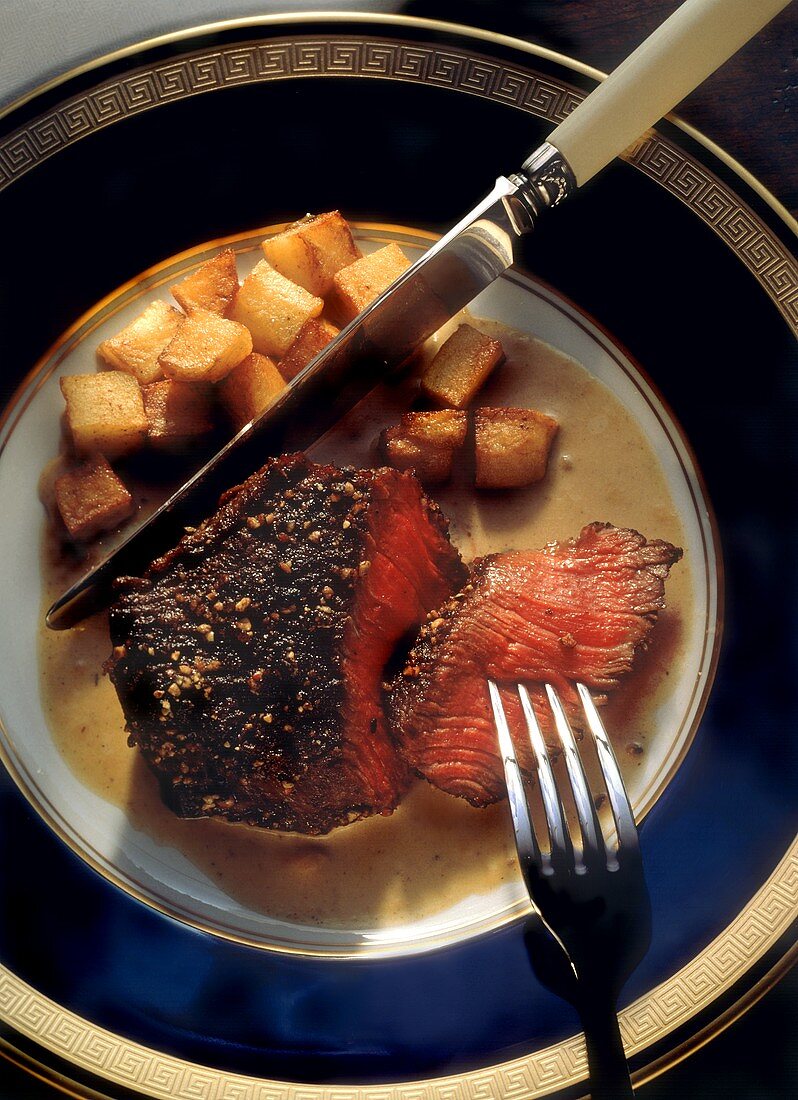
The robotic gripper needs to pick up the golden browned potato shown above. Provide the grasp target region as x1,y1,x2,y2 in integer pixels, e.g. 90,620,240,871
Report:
171,249,239,315
97,300,183,385
54,454,134,540
474,407,559,489
329,242,411,324
60,372,148,458
261,212,362,297
219,352,287,429
421,324,505,409
158,308,252,383
229,260,323,357
142,379,214,449
278,318,339,381
379,410,468,484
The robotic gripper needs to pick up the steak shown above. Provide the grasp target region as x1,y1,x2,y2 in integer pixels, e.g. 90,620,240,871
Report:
389,523,682,807
108,453,466,834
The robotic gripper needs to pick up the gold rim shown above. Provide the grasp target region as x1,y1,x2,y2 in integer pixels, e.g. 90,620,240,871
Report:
0,13,598,122
6,943,797,1100
631,944,798,1093
0,1042,106,1100
0,11,794,1096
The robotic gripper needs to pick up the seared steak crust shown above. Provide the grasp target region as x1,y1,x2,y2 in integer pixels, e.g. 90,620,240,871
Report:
108,453,464,834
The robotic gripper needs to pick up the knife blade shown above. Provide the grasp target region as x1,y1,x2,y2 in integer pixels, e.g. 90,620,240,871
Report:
47,0,790,629
46,175,541,628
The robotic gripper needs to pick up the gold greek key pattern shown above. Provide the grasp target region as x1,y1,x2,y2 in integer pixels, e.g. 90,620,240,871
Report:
1,35,794,334
0,39,578,190
626,135,798,330
1,841,796,1098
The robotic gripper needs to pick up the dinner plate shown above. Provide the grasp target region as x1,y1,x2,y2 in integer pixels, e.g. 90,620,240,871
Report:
0,220,718,958
0,13,796,1099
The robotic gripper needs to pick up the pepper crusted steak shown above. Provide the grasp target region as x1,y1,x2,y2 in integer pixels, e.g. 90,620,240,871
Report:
108,453,466,834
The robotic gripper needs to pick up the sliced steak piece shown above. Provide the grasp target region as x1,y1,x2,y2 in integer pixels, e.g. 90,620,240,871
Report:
108,453,466,834
389,523,682,807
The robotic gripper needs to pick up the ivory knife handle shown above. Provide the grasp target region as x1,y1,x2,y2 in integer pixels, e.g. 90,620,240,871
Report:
546,0,792,187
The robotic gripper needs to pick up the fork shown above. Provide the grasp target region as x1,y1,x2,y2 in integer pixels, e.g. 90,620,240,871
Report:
488,680,651,1100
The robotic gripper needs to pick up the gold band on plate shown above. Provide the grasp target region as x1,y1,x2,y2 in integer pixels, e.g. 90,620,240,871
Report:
0,841,795,1098
0,14,796,1098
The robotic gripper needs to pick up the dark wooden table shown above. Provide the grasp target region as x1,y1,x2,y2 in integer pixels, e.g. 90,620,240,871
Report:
1,1,795,1096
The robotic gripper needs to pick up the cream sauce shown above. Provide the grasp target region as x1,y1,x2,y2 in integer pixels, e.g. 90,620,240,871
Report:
39,320,689,930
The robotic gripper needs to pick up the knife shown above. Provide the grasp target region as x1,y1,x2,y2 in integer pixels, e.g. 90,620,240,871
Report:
47,0,790,629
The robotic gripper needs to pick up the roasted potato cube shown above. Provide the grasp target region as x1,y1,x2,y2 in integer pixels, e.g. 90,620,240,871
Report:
421,324,505,409
170,249,239,315
330,243,411,323
97,300,183,385
229,260,323,357
54,454,134,540
142,379,213,449
159,308,252,383
219,352,287,429
278,318,339,381
379,410,468,484
474,407,559,489
261,212,362,296
60,372,148,458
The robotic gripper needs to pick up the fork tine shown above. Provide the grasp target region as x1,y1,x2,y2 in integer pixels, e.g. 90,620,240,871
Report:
517,685,572,872
545,684,602,869
576,682,639,855
487,680,542,873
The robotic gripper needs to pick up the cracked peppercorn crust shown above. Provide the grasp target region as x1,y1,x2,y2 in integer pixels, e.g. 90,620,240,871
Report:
108,453,465,834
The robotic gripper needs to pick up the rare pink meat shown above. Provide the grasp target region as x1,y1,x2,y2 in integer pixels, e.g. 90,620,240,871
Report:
389,523,682,806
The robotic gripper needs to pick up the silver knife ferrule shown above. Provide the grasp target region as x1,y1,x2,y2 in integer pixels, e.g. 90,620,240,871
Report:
506,142,576,232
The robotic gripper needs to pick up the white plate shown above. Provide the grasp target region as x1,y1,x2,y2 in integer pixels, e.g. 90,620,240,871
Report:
0,226,720,957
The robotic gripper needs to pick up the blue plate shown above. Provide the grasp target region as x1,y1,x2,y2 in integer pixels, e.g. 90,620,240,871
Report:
0,15,796,1098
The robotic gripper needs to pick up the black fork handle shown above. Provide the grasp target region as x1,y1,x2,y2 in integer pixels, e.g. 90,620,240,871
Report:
577,994,635,1099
